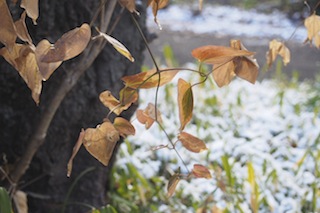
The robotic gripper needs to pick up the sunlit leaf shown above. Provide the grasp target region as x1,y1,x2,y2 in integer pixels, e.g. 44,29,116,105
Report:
98,31,134,62
136,103,162,129
178,132,207,153
192,45,254,64
0,0,17,51
83,121,120,166
266,39,290,68
20,0,39,25
192,164,212,179
0,44,42,104
41,23,91,62
113,117,135,138
304,13,320,48
177,78,193,131
14,11,33,45
13,191,28,213
167,173,180,197
122,69,178,89
35,39,62,80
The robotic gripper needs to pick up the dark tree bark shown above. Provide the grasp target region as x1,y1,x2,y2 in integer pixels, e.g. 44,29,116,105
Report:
0,1,147,212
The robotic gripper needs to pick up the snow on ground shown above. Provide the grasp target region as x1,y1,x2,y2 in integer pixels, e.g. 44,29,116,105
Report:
116,66,320,212
147,4,307,42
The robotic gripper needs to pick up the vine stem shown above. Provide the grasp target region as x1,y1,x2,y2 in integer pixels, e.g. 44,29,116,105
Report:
9,0,118,187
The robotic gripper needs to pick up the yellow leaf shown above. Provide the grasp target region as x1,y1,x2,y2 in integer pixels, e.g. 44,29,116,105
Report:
113,117,135,138
14,11,33,45
304,13,320,48
0,44,42,104
21,0,39,25
122,69,178,89
178,132,207,153
167,173,180,197
192,45,254,64
41,23,91,62
0,0,17,51
177,78,193,131
266,39,290,68
192,164,212,179
83,121,120,166
35,39,62,80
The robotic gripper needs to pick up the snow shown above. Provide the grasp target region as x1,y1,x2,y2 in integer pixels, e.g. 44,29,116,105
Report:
147,4,307,42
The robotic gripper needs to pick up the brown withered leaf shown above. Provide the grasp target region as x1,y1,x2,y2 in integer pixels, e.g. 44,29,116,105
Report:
178,132,207,153
35,39,62,80
192,164,212,179
304,13,320,48
21,0,39,25
83,121,120,166
177,78,193,131
119,87,138,107
118,0,138,14
212,61,236,87
148,0,169,27
13,190,28,213
122,69,178,89
41,23,91,62
99,90,122,115
230,40,259,84
0,0,17,51
67,129,85,177
266,39,290,68
167,173,180,197
136,103,162,129
0,44,42,104
14,11,33,44
113,117,135,138
98,30,134,62
192,45,254,65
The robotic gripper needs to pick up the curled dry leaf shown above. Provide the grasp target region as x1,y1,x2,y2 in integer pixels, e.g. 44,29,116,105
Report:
304,13,320,48
122,69,179,89
167,173,180,197
119,86,138,107
13,191,28,213
178,132,207,153
0,44,42,104
177,78,193,131
136,103,162,129
67,129,85,177
118,0,138,14
98,30,134,62
192,164,212,179
148,0,169,27
14,11,33,45
212,60,236,87
83,121,120,166
266,39,290,68
113,117,135,138
21,0,39,25
35,39,62,80
41,23,91,62
0,0,17,51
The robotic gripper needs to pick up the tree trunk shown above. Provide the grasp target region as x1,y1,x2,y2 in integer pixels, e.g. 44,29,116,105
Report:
0,1,147,212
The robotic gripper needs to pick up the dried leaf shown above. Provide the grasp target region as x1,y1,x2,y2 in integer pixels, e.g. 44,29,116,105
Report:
0,0,17,51
266,39,290,68
192,164,212,179
192,45,254,64
136,103,162,129
118,0,138,14
177,78,193,131
99,31,134,62
148,0,169,27
67,129,85,177
304,13,320,48
20,0,39,25
167,173,180,197
13,191,28,213
83,121,120,166
14,11,33,45
178,132,207,153
35,39,62,80
119,87,138,107
212,61,235,87
113,117,135,138
122,69,178,89
41,23,91,62
0,44,42,104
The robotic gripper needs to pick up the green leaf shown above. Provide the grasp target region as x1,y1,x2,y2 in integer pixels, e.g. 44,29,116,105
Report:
0,187,12,213
177,78,194,131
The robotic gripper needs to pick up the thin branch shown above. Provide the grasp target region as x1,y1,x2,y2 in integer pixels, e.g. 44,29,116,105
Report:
9,0,118,186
